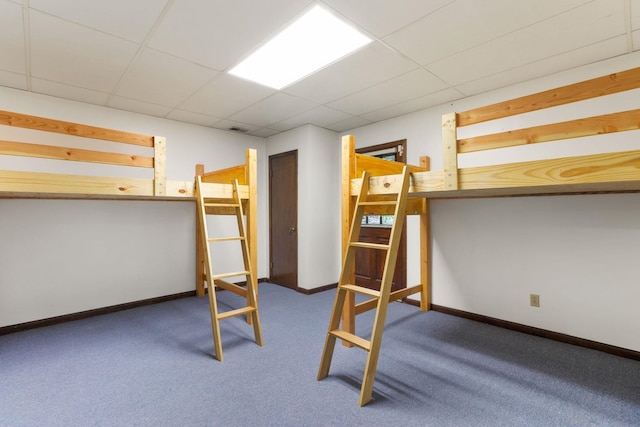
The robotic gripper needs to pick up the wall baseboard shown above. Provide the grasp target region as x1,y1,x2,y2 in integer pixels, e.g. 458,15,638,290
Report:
0,277,271,336
0,291,196,336
404,301,640,362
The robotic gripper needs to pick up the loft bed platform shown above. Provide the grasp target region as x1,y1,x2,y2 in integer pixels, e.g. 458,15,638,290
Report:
340,65,640,331
0,108,194,200
1,108,258,299
346,65,640,203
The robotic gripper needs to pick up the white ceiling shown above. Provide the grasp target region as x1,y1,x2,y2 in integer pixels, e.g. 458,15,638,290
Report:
1,0,639,137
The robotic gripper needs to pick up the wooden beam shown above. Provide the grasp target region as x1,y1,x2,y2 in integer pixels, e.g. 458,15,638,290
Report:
195,164,205,297
419,156,430,311
341,135,356,346
203,164,247,184
0,169,154,196
442,112,458,190
198,181,249,199
0,140,153,167
245,149,258,301
165,180,193,198
214,279,248,298
350,170,446,198
0,109,154,147
458,108,640,153
153,136,166,196
354,285,424,314
457,66,640,126
458,150,640,190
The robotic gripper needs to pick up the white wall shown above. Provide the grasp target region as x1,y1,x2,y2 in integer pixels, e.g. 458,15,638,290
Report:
267,125,341,290
345,52,640,352
0,87,267,327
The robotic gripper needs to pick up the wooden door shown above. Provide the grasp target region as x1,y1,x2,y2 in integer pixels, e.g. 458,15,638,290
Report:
269,150,298,290
355,225,406,292
354,140,407,292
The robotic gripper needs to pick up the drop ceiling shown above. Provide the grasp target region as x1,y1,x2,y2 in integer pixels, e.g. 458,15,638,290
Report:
1,0,638,137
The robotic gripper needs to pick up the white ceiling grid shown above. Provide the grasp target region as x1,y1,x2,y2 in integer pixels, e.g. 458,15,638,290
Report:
0,0,637,137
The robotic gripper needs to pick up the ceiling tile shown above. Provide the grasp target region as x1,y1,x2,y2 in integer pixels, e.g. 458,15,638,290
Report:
326,116,372,133
251,127,282,138
384,0,592,66
166,109,219,127
360,87,462,122
28,0,168,43
322,0,453,38
107,95,172,118
426,0,627,86
179,73,275,118
455,37,630,96
29,11,138,92
147,0,311,71
211,119,259,133
0,1,26,74
1,0,635,137
328,68,449,116
116,48,218,107
268,106,353,131
284,42,418,103
31,79,109,105
228,92,318,128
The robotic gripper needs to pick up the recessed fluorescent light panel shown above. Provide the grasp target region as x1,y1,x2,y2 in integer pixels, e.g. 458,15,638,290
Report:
229,5,372,89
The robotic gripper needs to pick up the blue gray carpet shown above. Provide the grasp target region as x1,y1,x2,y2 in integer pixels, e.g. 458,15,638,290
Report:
1,283,638,426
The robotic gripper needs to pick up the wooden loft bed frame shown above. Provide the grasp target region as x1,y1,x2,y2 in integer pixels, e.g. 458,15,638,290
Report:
0,109,258,298
341,65,640,330
194,151,258,297
0,109,192,199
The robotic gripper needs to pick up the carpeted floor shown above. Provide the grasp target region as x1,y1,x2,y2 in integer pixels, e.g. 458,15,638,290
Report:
1,283,639,426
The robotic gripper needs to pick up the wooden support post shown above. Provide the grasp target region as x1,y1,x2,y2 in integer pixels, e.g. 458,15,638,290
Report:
246,149,258,293
245,149,258,326
419,156,431,311
341,135,357,346
195,163,205,297
153,136,166,196
442,113,458,191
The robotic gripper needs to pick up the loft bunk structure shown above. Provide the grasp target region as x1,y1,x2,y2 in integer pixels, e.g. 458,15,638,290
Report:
319,65,640,405
0,109,260,360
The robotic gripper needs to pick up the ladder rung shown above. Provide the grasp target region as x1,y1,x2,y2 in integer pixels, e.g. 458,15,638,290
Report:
340,284,380,298
207,236,245,242
204,202,240,208
329,329,371,351
217,306,256,320
211,271,250,280
349,242,389,250
359,201,397,206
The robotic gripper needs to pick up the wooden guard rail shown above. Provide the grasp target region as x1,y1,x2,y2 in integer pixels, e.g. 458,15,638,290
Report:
340,65,640,341
350,66,640,200
0,109,193,199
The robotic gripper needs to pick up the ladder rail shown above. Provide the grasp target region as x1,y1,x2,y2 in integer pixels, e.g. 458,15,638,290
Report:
196,176,263,362
232,178,264,348
196,176,224,361
317,166,412,406
359,166,411,406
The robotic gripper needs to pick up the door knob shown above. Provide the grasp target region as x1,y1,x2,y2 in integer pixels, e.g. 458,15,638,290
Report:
289,227,296,233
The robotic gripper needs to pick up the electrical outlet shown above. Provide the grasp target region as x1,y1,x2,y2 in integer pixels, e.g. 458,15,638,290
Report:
530,294,540,307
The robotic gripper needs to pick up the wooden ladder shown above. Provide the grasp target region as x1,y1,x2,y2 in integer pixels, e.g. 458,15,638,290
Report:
195,176,263,362
317,166,411,406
